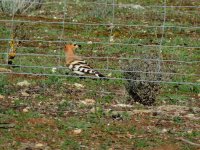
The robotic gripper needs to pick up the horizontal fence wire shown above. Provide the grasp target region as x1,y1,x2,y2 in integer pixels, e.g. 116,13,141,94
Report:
1,20,200,29
0,53,200,64
1,71,200,86
0,39,200,50
0,52,200,63
1,63,200,77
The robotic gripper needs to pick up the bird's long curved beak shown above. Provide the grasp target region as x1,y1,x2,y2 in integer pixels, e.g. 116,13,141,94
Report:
78,45,81,48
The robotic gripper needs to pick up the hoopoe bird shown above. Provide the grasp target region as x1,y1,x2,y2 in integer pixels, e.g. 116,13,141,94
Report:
64,44,107,79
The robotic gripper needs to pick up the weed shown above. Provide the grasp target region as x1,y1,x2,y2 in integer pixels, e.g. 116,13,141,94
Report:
128,126,137,134
134,138,149,148
173,116,183,124
58,117,91,131
61,138,81,150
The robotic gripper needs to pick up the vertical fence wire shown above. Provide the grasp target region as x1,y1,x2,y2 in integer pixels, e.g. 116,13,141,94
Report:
59,0,67,67
157,0,167,74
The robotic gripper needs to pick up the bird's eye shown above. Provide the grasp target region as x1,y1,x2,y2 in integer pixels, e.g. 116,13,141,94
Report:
74,44,77,46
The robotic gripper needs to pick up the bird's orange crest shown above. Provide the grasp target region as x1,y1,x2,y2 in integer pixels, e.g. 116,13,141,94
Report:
64,44,79,53
64,44,81,64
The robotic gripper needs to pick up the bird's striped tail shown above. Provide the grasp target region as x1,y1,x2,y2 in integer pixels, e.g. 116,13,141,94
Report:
69,60,108,80
77,68,107,79
93,70,107,79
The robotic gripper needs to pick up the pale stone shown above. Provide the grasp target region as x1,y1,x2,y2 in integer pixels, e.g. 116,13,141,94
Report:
0,94,5,100
80,99,95,106
112,104,133,108
119,4,145,9
187,130,193,134
161,128,168,133
109,36,114,42
17,80,30,87
74,83,84,89
23,108,29,113
198,93,200,97
185,114,195,118
107,73,112,77
21,91,30,97
0,68,12,72
35,143,44,148
73,129,82,135
87,41,93,44
90,107,95,113
51,67,57,73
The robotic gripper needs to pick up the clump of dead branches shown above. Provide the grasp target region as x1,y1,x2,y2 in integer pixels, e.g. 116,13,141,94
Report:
123,53,165,106
0,0,43,15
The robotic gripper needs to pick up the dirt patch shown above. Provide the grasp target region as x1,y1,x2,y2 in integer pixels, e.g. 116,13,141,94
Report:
27,118,56,127
153,144,180,150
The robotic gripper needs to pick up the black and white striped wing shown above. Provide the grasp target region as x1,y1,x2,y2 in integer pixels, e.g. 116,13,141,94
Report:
68,60,105,78
69,60,90,75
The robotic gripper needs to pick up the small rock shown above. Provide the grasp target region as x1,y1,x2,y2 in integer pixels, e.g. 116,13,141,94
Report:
17,80,30,87
22,108,28,112
80,99,95,106
74,83,84,89
21,91,30,97
51,67,57,73
90,107,95,113
73,129,82,135
108,23,114,30
184,114,195,118
0,68,12,72
187,130,193,134
107,73,112,77
35,143,44,148
72,19,77,22
23,108,29,113
87,41,93,44
90,107,100,113
109,36,114,42
127,133,133,139
0,94,5,100
59,99,66,104
161,128,168,133
198,93,200,98
112,104,133,108
119,4,145,9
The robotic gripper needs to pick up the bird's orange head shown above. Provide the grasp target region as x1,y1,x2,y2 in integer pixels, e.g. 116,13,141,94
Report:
64,44,81,53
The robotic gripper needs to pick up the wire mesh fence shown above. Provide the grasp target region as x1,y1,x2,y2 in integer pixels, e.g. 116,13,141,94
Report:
0,0,200,106
0,1,200,149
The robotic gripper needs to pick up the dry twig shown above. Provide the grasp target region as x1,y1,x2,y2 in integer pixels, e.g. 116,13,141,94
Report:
176,137,200,147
